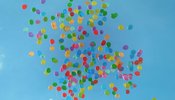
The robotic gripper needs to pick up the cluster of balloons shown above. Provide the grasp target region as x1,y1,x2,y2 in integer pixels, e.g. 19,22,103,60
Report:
23,0,144,100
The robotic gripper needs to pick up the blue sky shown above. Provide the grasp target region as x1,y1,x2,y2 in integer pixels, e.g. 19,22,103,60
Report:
0,0,175,100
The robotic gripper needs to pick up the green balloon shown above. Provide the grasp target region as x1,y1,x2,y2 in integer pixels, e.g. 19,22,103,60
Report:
112,91,116,95
152,98,157,100
67,2,72,7
51,16,55,20
112,64,117,69
32,7,36,12
77,70,82,75
60,13,65,18
62,85,67,90
104,90,110,96
103,10,108,16
88,78,92,82
106,42,111,47
72,71,76,76
60,45,65,50
111,13,118,19
52,82,57,87
43,17,48,22
29,19,34,25
114,51,119,56
46,68,51,73
52,57,58,63
63,80,67,84
67,34,72,39
44,34,48,39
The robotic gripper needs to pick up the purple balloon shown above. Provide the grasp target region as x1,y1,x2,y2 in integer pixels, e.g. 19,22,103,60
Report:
28,32,34,37
123,45,129,50
36,9,40,14
41,0,46,4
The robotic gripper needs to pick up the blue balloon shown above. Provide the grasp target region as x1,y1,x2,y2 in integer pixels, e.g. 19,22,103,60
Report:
94,73,99,79
103,62,107,66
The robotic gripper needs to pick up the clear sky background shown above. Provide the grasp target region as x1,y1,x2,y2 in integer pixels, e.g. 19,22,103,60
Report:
0,0,175,100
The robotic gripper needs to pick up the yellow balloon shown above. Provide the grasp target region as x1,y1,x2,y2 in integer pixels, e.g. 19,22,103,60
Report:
60,23,65,29
73,9,79,14
109,56,114,61
67,62,72,67
109,83,115,88
124,83,130,88
60,33,66,38
64,26,70,32
41,28,46,34
28,51,35,57
72,37,77,41
78,20,83,24
41,59,46,65
79,42,84,48
91,1,97,6
69,19,74,24
87,85,93,91
119,52,124,57
48,85,53,90
89,10,94,14
49,46,55,51
95,9,100,14
80,88,85,93
78,17,83,21
98,70,103,75
51,21,57,30
104,34,110,40
115,94,120,98
118,24,125,30
92,14,98,20
102,3,107,9
98,46,103,51
37,39,42,44
137,65,143,70
89,22,94,27
65,54,70,58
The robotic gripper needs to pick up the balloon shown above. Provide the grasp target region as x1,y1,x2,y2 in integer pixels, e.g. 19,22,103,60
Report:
51,21,58,30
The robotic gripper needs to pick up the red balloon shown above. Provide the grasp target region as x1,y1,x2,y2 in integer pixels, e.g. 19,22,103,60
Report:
83,57,87,61
101,40,106,46
113,87,118,92
68,89,73,94
68,8,72,12
96,66,100,71
82,76,87,79
56,86,62,91
74,97,78,100
93,80,98,84
134,60,139,65
22,4,27,10
82,94,85,98
133,84,137,88
126,90,130,94
70,12,74,16
93,30,98,35
62,93,67,97
82,30,87,35
135,71,140,76
65,71,71,77
50,39,55,44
